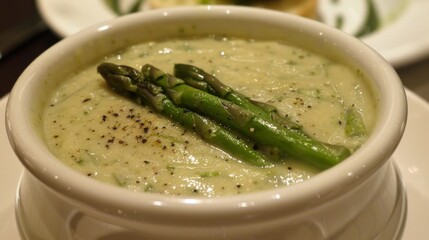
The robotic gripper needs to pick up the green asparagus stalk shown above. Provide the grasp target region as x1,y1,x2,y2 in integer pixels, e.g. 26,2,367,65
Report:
174,63,302,130
345,107,367,137
97,62,270,167
143,64,351,169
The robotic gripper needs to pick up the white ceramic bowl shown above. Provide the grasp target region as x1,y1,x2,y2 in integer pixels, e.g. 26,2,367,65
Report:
6,6,407,240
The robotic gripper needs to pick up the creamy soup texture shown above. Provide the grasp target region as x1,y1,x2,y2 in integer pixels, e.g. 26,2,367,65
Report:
43,37,377,197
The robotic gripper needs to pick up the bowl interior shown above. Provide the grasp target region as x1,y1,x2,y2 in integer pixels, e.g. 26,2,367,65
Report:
6,6,406,221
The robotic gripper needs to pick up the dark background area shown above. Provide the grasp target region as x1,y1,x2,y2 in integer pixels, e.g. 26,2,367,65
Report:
0,0,59,98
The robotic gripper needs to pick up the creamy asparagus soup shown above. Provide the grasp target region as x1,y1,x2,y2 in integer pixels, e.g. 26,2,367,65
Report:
43,36,377,197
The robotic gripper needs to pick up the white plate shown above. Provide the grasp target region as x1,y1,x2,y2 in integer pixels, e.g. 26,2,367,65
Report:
1,89,428,239
35,0,429,68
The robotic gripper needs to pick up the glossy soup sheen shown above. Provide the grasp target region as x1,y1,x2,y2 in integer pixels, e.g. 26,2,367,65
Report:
43,36,377,197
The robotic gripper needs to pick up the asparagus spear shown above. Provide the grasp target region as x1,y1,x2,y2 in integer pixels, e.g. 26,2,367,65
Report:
97,62,270,167
143,64,351,169
174,63,302,130
345,107,367,137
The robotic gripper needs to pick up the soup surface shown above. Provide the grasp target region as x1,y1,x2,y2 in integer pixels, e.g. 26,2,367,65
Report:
43,36,377,197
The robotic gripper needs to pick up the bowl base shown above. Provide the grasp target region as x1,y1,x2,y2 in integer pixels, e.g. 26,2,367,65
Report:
15,161,407,240
332,159,407,240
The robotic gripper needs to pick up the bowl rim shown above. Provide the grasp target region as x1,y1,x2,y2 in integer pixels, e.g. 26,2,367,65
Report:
5,5,407,222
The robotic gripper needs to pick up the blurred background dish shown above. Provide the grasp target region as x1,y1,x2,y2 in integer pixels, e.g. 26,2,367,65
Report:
35,0,429,68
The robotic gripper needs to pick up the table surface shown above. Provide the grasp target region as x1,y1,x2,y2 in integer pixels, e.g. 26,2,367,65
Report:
1,0,429,102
